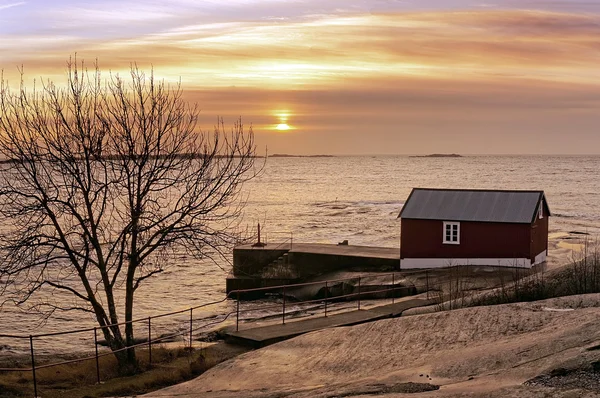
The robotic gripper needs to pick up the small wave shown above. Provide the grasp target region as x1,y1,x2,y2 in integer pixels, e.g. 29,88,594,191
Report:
313,200,404,208
554,212,600,221
301,225,320,229
328,211,353,217
355,200,405,206
330,205,349,210
196,314,220,321
554,213,577,219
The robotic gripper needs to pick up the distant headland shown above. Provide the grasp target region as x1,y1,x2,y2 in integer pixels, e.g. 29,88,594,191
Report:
270,154,335,158
410,153,462,158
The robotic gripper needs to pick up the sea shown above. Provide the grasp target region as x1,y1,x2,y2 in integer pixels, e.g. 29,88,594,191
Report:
1,155,599,357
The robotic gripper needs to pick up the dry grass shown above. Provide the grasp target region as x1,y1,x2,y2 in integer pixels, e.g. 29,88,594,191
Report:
430,237,600,310
0,343,249,398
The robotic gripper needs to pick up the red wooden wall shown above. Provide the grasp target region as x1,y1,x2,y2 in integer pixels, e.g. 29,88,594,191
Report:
400,218,536,260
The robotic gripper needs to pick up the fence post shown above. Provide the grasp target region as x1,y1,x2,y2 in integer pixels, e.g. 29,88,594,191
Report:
236,291,240,332
290,232,293,250
392,273,395,304
282,285,286,325
29,335,38,398
426,270,429,300
357,277,361,310
189,308,193,350
324,281,328,317
148,317,152,368
94,328,101,384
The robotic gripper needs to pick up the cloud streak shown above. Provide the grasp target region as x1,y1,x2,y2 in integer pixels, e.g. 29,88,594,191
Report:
0,2,25,11
1,2,600,154
7,10,600,84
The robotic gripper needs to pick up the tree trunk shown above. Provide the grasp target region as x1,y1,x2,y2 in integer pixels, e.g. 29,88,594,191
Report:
124,288,138,374
95,317,138,374
124,208,140,374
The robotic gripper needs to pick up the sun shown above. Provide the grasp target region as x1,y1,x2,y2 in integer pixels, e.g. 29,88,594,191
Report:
273,109,293,131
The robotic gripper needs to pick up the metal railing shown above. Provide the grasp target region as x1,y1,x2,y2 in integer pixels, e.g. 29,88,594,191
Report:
0,269,433,397
231,270,433,331
0,295,238,398
260,231,294,250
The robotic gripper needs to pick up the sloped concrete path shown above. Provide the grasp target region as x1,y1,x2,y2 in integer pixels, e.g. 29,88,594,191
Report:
223,298,437,347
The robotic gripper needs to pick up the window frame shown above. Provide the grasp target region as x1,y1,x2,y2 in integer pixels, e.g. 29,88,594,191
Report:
443,221,460,245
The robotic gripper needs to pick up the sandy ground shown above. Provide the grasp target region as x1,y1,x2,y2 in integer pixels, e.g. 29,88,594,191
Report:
144,293,600,397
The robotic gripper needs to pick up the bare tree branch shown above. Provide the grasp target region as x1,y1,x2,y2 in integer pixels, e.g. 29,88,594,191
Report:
0,56,258,373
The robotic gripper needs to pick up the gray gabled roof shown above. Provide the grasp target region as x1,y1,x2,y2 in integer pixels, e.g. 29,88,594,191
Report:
399,188,550,224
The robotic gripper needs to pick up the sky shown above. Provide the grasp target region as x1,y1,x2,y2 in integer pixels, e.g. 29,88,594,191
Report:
2,0,600,155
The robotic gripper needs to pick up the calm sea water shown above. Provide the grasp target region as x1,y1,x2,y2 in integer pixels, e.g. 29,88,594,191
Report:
1,155,599,356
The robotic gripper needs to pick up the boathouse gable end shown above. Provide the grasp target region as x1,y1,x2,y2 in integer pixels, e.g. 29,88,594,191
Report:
399,189,550,269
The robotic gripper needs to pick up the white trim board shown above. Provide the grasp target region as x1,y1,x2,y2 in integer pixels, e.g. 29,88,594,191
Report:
534,250,547,265
400,251,547,269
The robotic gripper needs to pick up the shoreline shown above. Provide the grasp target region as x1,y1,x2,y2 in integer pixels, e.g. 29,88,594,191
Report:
0,225,596,356
0,228,595,358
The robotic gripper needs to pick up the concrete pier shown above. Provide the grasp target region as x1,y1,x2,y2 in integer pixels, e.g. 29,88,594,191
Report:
228,243,401,294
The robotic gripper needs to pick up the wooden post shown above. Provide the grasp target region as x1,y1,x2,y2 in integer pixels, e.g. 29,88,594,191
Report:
282,286,286,324
94,328,101,384
426,270,429,300
392,273,395,304
189,308,193,350
357,277,361,310
148,317,152,367
236,291,240,332
29,335,38,398
324,281,328,317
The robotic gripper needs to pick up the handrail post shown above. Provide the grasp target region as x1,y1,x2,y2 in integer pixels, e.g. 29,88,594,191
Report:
282,286,286,325
148,317,152,368
94,328,101,384
30,335,38,398
189,308,193,350
392,273,395,304
236,291,240,332
357,277,361,310
324,281,328,317
426,270,429,300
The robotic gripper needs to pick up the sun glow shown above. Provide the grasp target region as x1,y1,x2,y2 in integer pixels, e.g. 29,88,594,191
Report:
273,109,293,131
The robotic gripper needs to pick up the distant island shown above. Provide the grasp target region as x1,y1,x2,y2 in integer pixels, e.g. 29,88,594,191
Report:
410,153,462,158
270,154,335,158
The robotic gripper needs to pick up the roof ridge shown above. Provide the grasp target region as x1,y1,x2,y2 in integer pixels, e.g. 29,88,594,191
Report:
412,188,544,194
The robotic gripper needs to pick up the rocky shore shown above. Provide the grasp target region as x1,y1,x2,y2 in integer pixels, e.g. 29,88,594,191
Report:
145,294,600,397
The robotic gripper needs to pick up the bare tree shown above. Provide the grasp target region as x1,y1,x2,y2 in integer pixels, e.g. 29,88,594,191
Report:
0,58,258,372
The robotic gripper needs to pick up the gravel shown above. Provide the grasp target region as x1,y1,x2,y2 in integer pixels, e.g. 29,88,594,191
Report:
525,364,600,391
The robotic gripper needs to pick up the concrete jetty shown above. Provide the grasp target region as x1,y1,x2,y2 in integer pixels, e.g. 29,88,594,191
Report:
224,297,435,348
228,243,401,294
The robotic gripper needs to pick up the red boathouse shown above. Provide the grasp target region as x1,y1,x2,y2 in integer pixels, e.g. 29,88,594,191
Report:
399,188,550,269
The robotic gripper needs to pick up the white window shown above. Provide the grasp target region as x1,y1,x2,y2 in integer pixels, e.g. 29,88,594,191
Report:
538,205,543,219
443,222,460,244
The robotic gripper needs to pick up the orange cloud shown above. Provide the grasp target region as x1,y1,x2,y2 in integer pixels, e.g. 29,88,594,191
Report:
3,8,600,154
3,10,600,87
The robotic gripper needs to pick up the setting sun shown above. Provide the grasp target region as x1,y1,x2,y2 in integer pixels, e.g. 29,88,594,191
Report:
276,123,290,131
